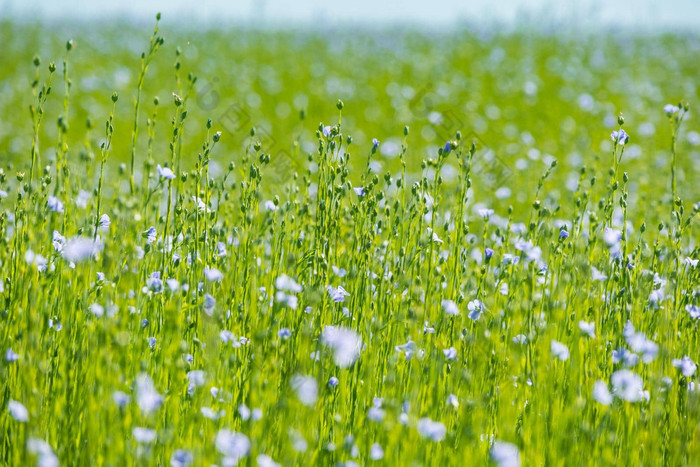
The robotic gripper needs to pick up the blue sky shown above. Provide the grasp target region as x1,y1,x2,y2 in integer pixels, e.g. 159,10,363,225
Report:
2,0,699,29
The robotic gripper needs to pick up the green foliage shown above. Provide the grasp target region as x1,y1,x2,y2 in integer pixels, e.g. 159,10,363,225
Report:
0,16,698,467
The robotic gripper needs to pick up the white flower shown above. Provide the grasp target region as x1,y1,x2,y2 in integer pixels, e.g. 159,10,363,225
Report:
216,242,228,257
687,304,700,320
289,430,308,453
291,375,318,406
612,347,638,367
591,266,607,281
219,330,235,344
275,291,298,309
136,373,163,414
276,274,302,293
672,356,697,377
157,164,176,180
99,213,111,231
52,231,66,252
76,189,90,208
417,417,446,442
133,427,157,443
592,380,613,405
370,443,384,460
447,394,459,408
257,454,281,467
216,429,251,462
192,196,208,213
47,196,64,213
684,257,698,268
478,208,494,219
502,254,520,265
62,236,102,263
512,334,528,345
264,200,278,211
166,278,180,292
326,285,350,303
89,303,105,317
551,340,570,361
395,340,418,360
27,438,59,467
8,400,28,422
367,406,385,422
664,104,680,116
649,288,665,305
490,441,520,467
603,227,622,246
187,370,206,395
443,347,457,360
204,267,224,282
238,404,251,421
201,407,225,420
441,299,459,316
514,238,542,262
603,228,622,258
578,320,595,338
626,330,658,363
5,348,19,362
113,391,130,407
332,265,347,277
25,250,48,271
321,326,362,367
467,299,483,320
611,369,644,402
203,294,216,315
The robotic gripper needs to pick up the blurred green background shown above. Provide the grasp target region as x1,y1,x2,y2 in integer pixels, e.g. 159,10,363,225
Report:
0,14,699,222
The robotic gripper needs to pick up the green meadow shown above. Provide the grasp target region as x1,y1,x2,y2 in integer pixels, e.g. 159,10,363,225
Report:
0,15,698,466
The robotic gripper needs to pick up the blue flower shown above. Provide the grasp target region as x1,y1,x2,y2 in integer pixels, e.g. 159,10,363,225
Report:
157,164,176,180
48,196,64,213
171,449,194,467
144,226,157,245
610,129,629,145
664,104,679,117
